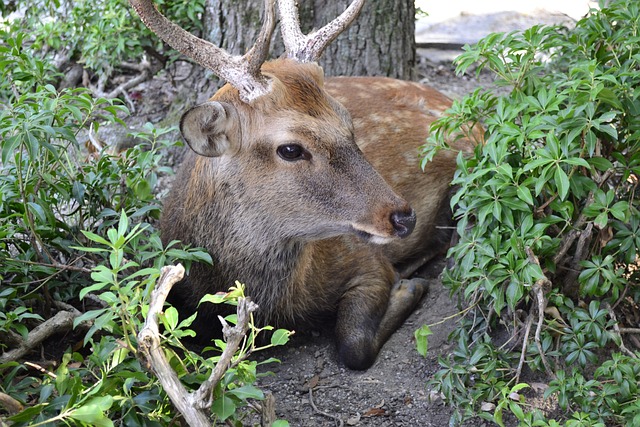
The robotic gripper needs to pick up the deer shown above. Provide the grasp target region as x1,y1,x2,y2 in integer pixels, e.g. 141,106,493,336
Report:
129,0,479,370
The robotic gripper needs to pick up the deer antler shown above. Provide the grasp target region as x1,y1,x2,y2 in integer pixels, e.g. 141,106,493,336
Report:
278,0,365,62
129,0,276,103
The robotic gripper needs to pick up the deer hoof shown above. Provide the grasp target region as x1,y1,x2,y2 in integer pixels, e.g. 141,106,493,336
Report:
392,278,429,303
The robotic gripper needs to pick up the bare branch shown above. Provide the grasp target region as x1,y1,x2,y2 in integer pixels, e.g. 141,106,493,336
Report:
605,303,639,359
137,264,260,425
260,392,276,426
137,264,211,426
0,309,81,364
192,298,258,408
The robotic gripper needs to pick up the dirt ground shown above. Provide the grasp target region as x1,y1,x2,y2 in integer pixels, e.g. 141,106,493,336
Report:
249,257,470,427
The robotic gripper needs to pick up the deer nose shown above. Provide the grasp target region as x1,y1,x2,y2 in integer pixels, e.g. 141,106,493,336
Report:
391,209,416,238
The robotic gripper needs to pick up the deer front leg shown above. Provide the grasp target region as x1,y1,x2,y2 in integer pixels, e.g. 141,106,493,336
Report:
335,276,428,370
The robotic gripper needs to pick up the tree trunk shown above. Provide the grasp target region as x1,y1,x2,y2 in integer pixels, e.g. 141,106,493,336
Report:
311,0,416,80
203,0,415,80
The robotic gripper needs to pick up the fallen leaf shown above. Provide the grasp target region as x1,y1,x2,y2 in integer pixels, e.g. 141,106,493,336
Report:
362,408,385,417
480,402,495,412
508,392,522,402
304,375,319,390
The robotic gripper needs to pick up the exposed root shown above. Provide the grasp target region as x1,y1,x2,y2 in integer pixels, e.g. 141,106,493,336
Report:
526,247,556,379
514,312,534,384
84,58,154,113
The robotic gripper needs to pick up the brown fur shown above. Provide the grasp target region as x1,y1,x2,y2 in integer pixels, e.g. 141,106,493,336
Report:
161,59,478,370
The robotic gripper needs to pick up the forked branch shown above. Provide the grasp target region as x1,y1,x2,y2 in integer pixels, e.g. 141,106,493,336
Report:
278,0,365,62
137,264,260,426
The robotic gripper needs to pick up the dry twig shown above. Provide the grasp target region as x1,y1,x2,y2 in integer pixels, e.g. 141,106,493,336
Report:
604,303,639,359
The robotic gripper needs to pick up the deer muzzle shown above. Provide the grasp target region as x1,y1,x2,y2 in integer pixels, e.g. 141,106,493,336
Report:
390,208,416,238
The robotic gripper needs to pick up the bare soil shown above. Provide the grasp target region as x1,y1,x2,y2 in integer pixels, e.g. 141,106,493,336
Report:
250,257,468,427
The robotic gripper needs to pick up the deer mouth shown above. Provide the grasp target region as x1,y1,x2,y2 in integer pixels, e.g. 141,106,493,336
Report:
350,225,397,245
350,207,416,244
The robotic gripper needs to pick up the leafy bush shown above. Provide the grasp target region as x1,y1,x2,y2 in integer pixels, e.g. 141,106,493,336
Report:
420,0,640,425
2,0,204,90
0,19,288,426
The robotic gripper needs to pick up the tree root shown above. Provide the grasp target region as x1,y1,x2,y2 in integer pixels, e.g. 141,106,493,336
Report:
525,247,556,379
514,312,534,384
83,59,154,113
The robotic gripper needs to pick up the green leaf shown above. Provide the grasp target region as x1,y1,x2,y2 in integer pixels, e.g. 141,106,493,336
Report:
80,230,112,247
162,306,179,331
554,166,569,200
270,329,291,346
73,308,107,329
80,277,111,299
594,212,608,229
516,185,533,205
8,404,49,423
27,202,47,223
71,181,85,202
506,281,524,309
588,157,613,171
117,210,129,238
227,385,264,400
200,293,228,305
212,395,236,421
415,324,432,357
610,201,628,221
70,396,114,427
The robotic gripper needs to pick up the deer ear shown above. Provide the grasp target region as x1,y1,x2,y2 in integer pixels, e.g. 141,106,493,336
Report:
179,102,240,157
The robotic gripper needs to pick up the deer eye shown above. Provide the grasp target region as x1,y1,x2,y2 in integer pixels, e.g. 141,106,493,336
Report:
277,144,310,161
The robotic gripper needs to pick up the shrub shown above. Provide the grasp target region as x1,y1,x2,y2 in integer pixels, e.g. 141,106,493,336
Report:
0,20,288,426
420,0,640,425
5,0,204,82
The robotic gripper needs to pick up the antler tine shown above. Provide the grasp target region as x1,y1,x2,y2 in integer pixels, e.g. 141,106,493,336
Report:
278,0,365,62
129,0,276,102
246,0,277,76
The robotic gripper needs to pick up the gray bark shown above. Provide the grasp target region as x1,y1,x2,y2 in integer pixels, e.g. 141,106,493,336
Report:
203,0,415,80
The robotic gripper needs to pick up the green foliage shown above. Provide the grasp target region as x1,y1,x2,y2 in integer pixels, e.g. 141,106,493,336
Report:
0,20,288,426
420,0,640,425
2,0,205,81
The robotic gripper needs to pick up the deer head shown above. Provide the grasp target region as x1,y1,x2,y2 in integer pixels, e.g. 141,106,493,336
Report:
129,0,416,243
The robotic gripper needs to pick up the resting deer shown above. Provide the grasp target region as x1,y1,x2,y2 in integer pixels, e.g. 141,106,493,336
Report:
130,0,477,370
